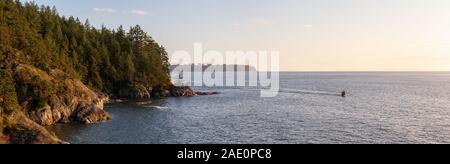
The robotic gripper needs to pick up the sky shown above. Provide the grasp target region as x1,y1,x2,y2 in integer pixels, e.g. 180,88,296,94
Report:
20,0,450,71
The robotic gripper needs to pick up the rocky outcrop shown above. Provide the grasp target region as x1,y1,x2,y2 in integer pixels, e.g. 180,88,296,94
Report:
0,64,112,144
6,111,66,144
151,86,170,98
118,85,152,99
169,86,198,97
196,91,220,96
168,86,220,97
117,85,200,98
115,84,220,99
0,64,113,144
13,64,111,126
116,85,213,99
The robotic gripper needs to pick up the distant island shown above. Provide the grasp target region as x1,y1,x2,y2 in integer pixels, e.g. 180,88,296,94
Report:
0,0,202,144
170,64,257,72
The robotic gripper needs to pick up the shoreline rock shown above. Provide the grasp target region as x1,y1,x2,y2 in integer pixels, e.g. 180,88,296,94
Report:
169,86,197,97
117,85,152,99
151,86,171,98
196,91,220,96
6,111,67,144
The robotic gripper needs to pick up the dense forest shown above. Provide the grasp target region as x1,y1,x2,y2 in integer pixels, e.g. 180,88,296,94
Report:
0,0,172,100
1,0,171,88
1,0,172,136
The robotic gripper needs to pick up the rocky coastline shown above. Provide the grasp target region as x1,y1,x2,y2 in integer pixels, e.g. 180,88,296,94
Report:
1,64,218,144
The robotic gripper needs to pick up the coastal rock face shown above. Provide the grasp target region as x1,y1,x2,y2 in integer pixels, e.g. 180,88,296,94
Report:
13,64,111,126
169,86,198,97
6,111,66,144
118,85,152,99
117,85,213,99
151,86,170,98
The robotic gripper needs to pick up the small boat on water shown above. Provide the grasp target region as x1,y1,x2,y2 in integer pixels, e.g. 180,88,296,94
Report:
341,91,346,97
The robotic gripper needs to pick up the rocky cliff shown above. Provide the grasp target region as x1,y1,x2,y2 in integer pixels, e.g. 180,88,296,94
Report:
5,111,66,144
14,64,111,126
1,64,111,144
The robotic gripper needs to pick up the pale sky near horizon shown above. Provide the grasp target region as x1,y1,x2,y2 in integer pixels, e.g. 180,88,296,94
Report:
21,0,450,71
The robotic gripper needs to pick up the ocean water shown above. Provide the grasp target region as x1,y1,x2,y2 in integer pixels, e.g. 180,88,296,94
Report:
50,72,450,144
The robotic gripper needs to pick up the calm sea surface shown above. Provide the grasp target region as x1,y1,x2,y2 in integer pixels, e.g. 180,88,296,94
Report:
50,72,450,144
